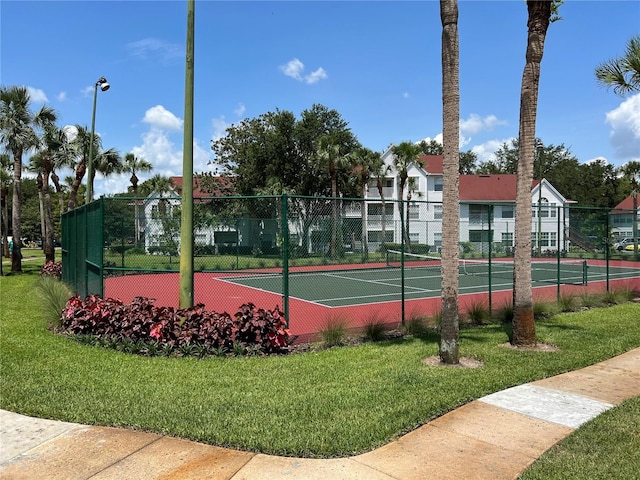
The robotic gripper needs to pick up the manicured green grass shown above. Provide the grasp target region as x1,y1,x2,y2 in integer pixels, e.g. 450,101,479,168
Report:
1,269,639,459
521,396,640,479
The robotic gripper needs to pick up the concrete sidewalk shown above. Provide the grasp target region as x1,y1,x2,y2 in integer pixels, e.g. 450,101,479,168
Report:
1,347,638,480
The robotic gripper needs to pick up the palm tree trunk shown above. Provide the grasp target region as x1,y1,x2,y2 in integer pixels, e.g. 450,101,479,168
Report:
512,0,551,347
439,0,460,364
11,148,23,272
36,173,46,250
67,160,86,211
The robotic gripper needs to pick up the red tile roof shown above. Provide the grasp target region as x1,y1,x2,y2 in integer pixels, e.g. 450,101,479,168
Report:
612,195,639,213
420,155,443,173
458,174,519,201
170,176,235,198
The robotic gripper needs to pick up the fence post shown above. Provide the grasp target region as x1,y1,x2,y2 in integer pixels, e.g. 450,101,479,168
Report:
557,205,561,301
488,204,493,316
281,194,289,327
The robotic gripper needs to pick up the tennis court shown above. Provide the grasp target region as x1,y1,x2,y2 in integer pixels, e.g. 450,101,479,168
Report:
214,252,602,308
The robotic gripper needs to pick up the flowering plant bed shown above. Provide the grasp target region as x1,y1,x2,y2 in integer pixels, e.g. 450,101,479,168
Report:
59,295,289,357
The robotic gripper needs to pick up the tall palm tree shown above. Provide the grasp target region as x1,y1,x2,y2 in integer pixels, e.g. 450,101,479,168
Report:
0,86,55,271
404,176,423,253
391,142,422,249
28,121,70,262
619,161,640,254
595,35,640,97
349,146,380,261
373,157,393,250
439,0,461,364
512,1,555,347
66,125,91,210
90,147,122,194
317,136,345,259
122,152,153,244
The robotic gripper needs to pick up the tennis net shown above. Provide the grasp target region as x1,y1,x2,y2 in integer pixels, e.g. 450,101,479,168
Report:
385,250,587,285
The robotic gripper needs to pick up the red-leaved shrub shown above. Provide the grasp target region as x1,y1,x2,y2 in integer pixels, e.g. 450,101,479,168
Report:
40,261,62,279
60,295,289,356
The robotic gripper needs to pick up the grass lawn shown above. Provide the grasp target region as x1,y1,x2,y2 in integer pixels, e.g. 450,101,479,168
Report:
521,395,640,479
1,259,639,466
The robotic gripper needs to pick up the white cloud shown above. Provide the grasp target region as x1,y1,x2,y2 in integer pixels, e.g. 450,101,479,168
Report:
305,67,328,85
211,116,230,142
280,58,328,85
605,93,640,161
126,38,182,63
27,87,48,103
460,114,507,137
234,103,246,117
57,91,67,102
142,105,183,131
471,137,515,163
402,92,410,99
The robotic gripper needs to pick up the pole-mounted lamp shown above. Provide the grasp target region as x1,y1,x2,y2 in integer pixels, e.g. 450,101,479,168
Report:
86,76,110,204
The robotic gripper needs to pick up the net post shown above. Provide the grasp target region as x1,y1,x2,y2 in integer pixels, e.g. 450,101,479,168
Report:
583,260,588,286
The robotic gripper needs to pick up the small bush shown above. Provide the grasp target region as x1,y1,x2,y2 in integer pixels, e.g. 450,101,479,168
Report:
465,300,490,325
40,261,62,279
35,276,73,328
494,301,514,323
579,292,601,309
404,313,429,336
363,319,387,341
533,300,554,319
320,317,347,347
558,294,577,312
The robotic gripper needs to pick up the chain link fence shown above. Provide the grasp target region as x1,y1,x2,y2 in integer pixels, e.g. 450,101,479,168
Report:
62,195,640,340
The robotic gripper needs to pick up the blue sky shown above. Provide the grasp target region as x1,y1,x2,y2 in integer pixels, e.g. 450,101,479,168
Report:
2,0,639,198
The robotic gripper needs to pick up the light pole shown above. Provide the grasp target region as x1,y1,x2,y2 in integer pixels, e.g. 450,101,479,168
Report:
86,76,110,204
536,140,544,256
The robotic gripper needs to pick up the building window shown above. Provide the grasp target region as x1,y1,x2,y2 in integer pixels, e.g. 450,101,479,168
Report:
409,232,420,243
469,204,489,224
502,232,513,246
434,178,443,192
501,206,514,219
469,230,490,242
433,232,442,248
409,203,419,219
434,204,443,219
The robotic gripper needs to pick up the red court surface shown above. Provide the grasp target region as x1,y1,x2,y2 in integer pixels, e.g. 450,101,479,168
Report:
104,258,640,343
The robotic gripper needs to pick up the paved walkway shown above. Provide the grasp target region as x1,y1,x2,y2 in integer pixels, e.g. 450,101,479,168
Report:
1,348,638,480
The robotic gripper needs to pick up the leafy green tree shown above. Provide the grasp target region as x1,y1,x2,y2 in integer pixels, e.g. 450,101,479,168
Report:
619,161,640,253
595,35,640,96
0,86,55,271
440,0,461,364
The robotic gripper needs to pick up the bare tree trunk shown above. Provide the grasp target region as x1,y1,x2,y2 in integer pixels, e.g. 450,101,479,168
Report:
512,1,551,347
439,0,460,364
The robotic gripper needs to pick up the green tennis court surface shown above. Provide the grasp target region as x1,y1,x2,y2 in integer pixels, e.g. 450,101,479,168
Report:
216,257,639,308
